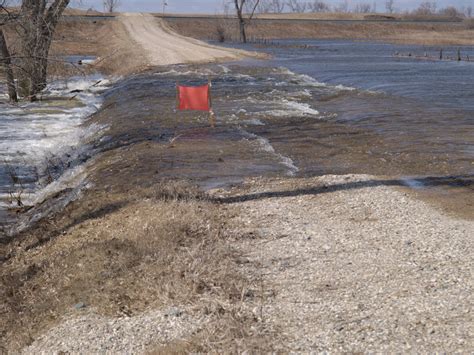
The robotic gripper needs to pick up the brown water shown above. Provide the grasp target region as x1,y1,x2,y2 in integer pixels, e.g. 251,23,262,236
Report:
94,60,471,185
92,50,471,217
1,40,473,233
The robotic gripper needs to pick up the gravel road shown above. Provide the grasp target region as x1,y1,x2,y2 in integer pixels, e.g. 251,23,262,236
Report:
119,13,245,66
222,174,473,352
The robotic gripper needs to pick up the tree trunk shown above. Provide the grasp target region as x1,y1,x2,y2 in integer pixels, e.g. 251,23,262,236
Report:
0,29,18,102
234,0,259,43
239,18,247,43
18,0,70,101
234,1,248,43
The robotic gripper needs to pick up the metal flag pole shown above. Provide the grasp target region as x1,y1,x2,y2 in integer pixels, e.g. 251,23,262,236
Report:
176,81,179,110
208,79,215,128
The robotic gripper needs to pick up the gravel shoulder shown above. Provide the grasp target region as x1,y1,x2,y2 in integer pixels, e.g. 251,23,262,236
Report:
22,306,208,354
217,174,474,352
16,174,473,352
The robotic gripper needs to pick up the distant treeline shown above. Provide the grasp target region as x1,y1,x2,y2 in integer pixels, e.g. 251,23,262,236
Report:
229,1,472,18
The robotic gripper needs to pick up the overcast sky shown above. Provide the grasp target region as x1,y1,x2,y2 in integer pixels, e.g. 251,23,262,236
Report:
76,0,474,14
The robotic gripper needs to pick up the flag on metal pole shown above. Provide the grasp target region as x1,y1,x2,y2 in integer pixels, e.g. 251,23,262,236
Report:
176,81,215,126
176,83,212,112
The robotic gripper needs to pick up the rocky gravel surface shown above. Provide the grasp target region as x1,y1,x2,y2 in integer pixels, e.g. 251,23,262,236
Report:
22,307,207,354
20,174,473,353
222,174,473,352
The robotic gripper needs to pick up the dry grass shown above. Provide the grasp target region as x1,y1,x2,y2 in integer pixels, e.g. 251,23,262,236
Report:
166,17,474,46
254,12,368,20
92,18,162,75
465,18,474,29
2,20,109,80
50,19,148,76
1,18,148,82
0,180,272,352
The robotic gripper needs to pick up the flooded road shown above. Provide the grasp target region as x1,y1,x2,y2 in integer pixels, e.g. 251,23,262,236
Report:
1,39,472,232
228,40,474,177
90,58,472,192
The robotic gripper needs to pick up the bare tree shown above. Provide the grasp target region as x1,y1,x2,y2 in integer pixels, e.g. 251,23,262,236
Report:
0,0,71,101
17,0,71,100
255,0,285,13
286,0,307,13
0,1,18,102
232,0,260,43
246,0,269,13
270,0,285,12
335,0,349,13
438,6,461,17
0,30,17,102
354,2,372,13
308,1,330,12
385,0,395,13
466,6,472,17
413,1,437,15
103,0,120,13
257,0,273,13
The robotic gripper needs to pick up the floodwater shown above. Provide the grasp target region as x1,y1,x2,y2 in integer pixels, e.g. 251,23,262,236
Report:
0,76,110,228
1,39,473,231
229,40,474,178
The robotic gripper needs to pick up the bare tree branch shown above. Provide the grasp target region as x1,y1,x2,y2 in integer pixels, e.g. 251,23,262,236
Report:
103,0,120,13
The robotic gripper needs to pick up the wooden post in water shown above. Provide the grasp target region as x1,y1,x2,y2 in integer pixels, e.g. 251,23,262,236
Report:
457,48,461,61
440,48,443,60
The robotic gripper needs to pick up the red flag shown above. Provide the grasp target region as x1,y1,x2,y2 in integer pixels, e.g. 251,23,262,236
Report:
177,84,211,112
